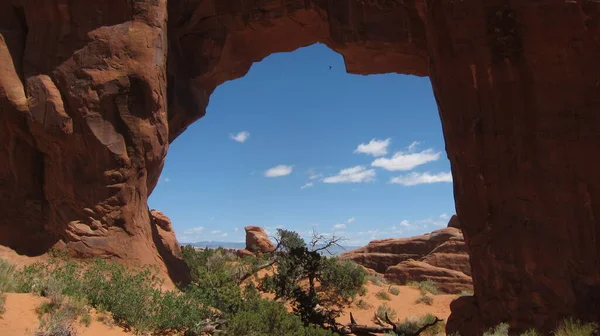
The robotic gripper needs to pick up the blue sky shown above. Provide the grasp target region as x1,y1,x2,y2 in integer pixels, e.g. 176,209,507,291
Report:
148,43,455,246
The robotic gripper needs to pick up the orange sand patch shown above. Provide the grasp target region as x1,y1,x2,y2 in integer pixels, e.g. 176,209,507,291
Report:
0,293,133,336
340,282,455,326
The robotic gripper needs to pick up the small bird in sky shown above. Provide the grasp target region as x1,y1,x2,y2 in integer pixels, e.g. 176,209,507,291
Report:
329,66,332,70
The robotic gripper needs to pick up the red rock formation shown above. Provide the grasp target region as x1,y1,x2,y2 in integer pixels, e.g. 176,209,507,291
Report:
150,209,180,257
244,226,275,254
385,260,473,294
1,1,599,334
447,215,460,229
341,227,472,292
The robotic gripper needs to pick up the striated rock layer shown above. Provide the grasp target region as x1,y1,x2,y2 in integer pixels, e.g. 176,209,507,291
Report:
340,227,472,293
1,0,600,334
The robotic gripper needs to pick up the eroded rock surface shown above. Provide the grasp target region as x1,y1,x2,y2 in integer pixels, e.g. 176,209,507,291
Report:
244,226,275,254
1,1,600,334
341,226,472,293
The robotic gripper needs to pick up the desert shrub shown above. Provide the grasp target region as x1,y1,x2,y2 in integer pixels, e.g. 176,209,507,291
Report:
483,322,510,336
396,314,445,336
376,303,397,322
553,318,598,336
407,280,439,295
388,286,400,296
34,296,89,336
225,298,336,336
320,257,367,299
415,293,434,306
375,290,392,301
17,256,211,334
356,298,371,310
459,290,474,297
0,258,17,315
520,330,540,336
367,275,387,286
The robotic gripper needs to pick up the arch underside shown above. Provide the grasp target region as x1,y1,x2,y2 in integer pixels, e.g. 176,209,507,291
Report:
0,1,599,335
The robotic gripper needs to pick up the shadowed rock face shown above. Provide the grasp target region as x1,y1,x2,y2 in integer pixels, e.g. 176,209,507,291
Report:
1,1,600,334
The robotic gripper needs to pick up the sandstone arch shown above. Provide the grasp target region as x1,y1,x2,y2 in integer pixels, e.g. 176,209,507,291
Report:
1,0,599,335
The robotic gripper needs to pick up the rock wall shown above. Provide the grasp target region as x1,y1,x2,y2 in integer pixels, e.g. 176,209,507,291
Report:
1,0,599,334
341,227,472,293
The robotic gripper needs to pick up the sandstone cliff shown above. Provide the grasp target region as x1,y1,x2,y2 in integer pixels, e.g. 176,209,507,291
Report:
340,226,472,294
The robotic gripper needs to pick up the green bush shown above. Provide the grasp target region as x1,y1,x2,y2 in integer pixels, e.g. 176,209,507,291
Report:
375,290,391,301
320,257,367,299
553,318,598,336
459,290,473,297
225,299,335,336
407,280,439,295
34,296,89,336
0,258,17,315
388,286,400,296
376,303,397,322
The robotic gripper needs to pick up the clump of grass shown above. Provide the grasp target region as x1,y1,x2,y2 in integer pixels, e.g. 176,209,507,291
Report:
415,293,434,306
553,318,598,336
79,313,92,327
375,303,397,322
375,290,391,301
388,286,400,296
367,275,387,286
34,296,89,336
407,279,440,295
356,298,371,310
396,314,446,336
0,258,18,315
483,322,510,336
520,329,540,336
459,289,473,297
358,286,368,296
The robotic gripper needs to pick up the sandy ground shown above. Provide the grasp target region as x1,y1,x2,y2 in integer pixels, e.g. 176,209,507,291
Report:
339,282,454,327
0,293,134,336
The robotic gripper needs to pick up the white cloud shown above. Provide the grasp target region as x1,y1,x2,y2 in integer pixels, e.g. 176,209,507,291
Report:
265,165,294,177
440,213,449,220
177,226,204,243
389,172,453,186
354,138,391,157
307,169,323,180
163,177,170,182
220,233,229,237
230,131,250,143
372,148,441,171
333,223,347,230
234,228,239,232
323,166,376,184
347,217,355,224
300,182,314,189
211,230,221,234
407,141,420,153
400,220,411,227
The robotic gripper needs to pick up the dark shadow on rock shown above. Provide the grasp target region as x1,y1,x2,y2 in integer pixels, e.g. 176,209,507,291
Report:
148,208,191,289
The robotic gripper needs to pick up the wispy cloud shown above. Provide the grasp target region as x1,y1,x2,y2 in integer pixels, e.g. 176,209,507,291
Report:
323,166,376,184
354,138,391,157
389,172,452,186
220,233,228,237
211,230,221,234
333,223,347,230
230,131,250,143
300,182,314,189
177,226,204,243
265,165,294,177
399,220,410,227
234,228,239,232
347,217,355,224
372,148,441,171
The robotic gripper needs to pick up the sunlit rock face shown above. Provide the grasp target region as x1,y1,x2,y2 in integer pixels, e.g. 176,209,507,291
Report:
1,1,599,334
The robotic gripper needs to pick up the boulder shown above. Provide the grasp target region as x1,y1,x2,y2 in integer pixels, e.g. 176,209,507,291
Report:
244,226,275,253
